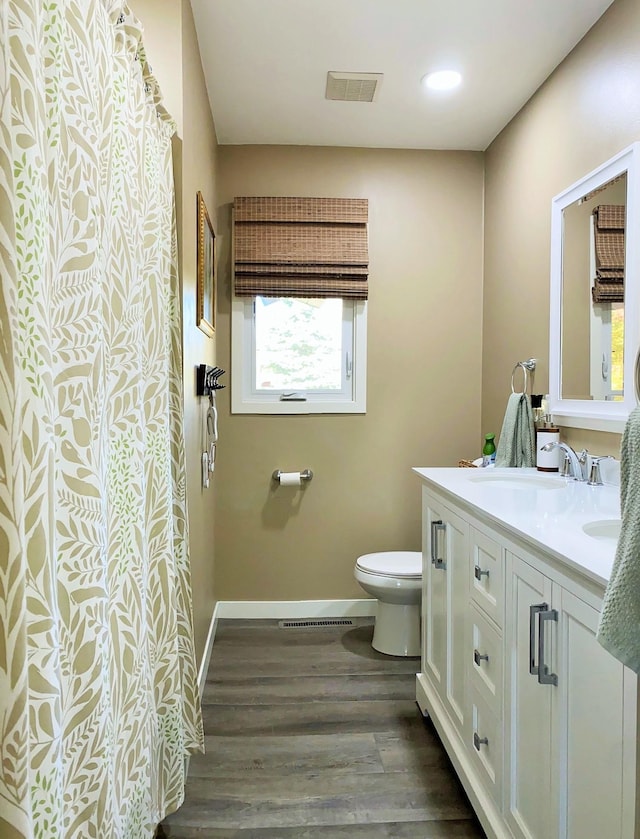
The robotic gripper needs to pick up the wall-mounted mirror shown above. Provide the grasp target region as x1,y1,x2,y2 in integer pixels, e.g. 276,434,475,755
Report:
549,142,640,432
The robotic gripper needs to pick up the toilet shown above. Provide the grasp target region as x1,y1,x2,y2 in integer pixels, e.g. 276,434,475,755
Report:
354,551,422,657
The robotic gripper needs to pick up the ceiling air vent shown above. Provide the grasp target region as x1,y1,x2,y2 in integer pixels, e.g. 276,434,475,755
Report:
325,72,383,103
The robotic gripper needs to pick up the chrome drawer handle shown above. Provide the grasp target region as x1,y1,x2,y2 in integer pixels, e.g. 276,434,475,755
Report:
473,649,489,666
538,608,559,686
473,732,489,751
529,602,547,676
430,520,447,569
474,565,489,580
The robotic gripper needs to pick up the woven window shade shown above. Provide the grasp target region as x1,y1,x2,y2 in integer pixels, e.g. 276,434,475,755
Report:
592,204,625,304
233,197,368,299
581,172,626,203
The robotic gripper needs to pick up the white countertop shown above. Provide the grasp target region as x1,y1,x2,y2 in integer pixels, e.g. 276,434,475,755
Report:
413,467,621,588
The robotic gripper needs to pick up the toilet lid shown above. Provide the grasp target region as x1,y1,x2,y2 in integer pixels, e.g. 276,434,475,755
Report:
356,551,422,579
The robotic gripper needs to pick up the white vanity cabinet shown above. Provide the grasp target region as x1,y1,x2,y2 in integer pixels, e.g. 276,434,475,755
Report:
506,548,635,839
504,552,554,838
415,475,637,839
421,487,468,737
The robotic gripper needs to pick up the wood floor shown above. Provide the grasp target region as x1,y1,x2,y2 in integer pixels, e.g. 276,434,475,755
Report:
159,618,486,838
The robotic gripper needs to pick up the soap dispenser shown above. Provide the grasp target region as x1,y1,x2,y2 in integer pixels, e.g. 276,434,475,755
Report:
535,396,560,472
482,434,496,467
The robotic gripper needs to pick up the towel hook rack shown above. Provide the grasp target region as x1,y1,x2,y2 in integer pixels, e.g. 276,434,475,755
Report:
511,358,537,395
196,364,226,397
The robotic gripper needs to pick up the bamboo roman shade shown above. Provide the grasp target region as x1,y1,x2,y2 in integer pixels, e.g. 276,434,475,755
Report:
592,204,625,304
233,197,369,299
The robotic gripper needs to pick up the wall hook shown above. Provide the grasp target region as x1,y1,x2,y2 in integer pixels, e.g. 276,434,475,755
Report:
197,364,226,396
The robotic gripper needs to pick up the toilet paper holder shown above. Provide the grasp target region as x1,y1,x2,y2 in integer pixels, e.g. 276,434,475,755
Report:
272,469,314,484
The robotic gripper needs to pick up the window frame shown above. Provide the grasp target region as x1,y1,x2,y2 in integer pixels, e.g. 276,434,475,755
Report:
231,295,367,414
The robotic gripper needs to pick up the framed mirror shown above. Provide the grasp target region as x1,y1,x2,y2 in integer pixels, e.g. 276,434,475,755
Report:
549,142,640,432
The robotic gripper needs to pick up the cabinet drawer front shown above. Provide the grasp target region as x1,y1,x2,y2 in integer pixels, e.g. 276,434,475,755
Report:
469,603,503,712
422,489,469,735
469,688,503,808
505,552,554,839
554,587,632,839
470,527,504,628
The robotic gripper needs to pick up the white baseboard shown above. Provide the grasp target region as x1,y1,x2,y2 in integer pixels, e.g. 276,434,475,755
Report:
196,598,375,693
187,604,221,780
197,601,221,698
215,598,376,620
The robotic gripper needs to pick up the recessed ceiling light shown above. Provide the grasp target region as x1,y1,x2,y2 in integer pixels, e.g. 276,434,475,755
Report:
422,70,462,91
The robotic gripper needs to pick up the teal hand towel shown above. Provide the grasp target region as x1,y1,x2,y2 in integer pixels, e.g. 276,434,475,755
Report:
597,406,640,673
494,393,536,468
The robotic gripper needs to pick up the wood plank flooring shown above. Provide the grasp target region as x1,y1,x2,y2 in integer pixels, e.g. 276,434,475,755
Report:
159,618,486,838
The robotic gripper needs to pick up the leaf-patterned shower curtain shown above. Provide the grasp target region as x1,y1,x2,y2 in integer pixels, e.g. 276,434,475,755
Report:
0,2,204,837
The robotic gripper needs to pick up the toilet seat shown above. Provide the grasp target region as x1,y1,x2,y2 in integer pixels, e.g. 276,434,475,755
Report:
356,551,421,580
354,550,422,656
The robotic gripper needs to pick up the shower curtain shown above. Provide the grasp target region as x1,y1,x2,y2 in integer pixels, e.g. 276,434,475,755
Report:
0,2,204,837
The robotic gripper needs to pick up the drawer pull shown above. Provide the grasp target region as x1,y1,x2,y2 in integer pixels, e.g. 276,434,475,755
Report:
529,603,547,676
473,649,489,666
537,608,559,686
474,565,489,581
473,732,489,751
430,520,447,569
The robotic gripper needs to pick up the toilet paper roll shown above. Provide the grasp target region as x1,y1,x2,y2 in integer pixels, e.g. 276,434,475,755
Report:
279,471,302,486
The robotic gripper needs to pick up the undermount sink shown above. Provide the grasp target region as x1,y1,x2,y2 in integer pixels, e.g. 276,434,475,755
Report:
582,519,621,542
469,473,565,491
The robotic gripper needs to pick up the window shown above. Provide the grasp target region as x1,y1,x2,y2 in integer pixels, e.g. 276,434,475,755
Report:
231,196,369,414
231,295,367,414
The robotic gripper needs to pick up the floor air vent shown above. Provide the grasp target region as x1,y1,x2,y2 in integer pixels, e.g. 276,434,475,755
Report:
278,619,354,629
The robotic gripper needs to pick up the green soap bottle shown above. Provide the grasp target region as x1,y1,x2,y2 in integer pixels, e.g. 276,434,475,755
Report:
482,433,496,467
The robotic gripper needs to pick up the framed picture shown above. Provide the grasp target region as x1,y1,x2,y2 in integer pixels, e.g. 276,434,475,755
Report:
197,191,216,337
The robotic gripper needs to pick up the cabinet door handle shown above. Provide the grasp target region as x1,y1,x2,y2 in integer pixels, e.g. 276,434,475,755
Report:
474,565,490,581
529,603,547,676
473,732,489,751
430,520,446,569
537,608,559,686
473,649,489,666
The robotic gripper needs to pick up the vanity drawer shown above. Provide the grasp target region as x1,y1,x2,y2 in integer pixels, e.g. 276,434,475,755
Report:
470,527,504,628
469,687,503,810
469,603,503,713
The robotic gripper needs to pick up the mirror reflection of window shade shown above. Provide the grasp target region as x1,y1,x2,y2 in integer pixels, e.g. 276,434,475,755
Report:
581,172,626,203
592,204,624,303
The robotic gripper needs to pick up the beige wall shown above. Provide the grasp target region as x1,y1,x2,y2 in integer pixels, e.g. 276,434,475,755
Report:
180,1,219,662
483,0,640,457
127,0,640,614
131,0,219,663
134,0,183,136
214,146,484,601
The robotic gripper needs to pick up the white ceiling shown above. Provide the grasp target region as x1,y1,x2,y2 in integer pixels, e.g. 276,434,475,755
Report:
190,0,615,152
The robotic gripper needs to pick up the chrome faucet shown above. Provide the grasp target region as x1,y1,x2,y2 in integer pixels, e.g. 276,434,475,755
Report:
541,441,589,481
587,455,614,486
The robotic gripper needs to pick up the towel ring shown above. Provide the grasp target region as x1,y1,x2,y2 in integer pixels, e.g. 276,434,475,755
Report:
511,358,537,395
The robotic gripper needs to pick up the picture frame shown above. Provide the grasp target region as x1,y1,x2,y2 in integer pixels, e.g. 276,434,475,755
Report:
197,191,216,337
